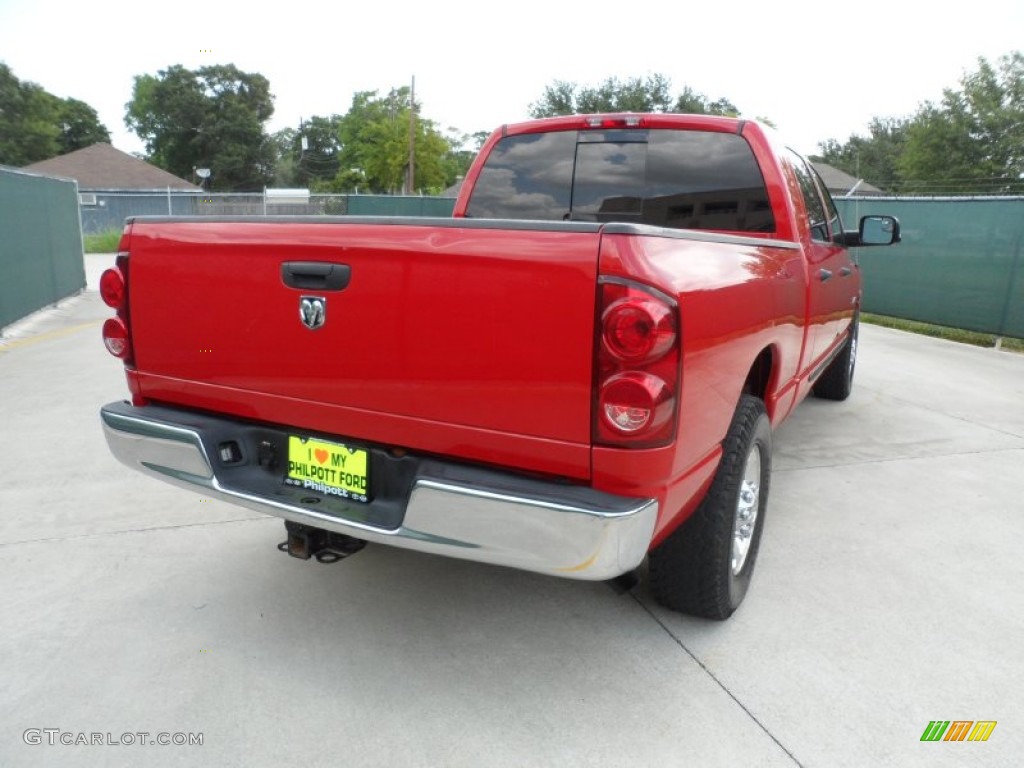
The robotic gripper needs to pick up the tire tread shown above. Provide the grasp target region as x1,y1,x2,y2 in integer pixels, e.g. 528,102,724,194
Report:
648,395,771,620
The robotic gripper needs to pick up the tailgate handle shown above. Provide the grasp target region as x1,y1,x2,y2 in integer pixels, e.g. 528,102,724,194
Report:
281,262,351,291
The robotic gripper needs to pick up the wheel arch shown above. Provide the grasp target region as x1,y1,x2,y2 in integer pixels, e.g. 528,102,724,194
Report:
740,346,779,418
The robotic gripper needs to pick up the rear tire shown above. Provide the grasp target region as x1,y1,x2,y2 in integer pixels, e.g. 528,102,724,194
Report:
648,396,772,620
812,315,859,401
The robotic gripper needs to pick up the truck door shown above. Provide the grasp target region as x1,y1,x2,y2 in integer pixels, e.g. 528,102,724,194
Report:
787,151,857,367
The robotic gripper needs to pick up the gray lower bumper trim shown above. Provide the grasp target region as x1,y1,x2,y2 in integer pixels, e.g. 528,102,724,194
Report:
100,405,658,580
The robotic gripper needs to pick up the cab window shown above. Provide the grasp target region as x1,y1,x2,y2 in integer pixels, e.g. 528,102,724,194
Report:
787,150,830,242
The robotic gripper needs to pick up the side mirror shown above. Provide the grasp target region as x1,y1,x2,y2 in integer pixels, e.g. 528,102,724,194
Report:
859,215,901,246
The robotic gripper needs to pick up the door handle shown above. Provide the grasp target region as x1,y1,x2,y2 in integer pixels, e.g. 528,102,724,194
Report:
839,266,852,277
819,269,833,282
281,262,351,291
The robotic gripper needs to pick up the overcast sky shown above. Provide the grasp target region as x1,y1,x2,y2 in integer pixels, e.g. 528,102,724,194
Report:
1,0,1021,159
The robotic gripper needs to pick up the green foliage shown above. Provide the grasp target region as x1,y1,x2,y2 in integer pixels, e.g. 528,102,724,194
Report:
0,63,109,165
125,64,275,191
673,86,739,117
272,116,342,188
310,88,461,194
83,228,122,254
435,129,488,190
898,52,1024,194
529,75,741,118
298,115,342,185
817,52,1024,195
0,64,58,165
56,98,111,153
813,117,909,192
269,127,299,187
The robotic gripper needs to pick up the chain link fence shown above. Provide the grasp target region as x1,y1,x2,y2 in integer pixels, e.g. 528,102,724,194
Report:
79,191,456,234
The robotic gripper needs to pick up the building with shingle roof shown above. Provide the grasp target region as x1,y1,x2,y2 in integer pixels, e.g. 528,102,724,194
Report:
811,162,885,197
23,143,199,190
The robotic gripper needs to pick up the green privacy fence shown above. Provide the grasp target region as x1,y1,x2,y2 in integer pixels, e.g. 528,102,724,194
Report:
346,195,456,217
836,197,1024,338
0,168,86,330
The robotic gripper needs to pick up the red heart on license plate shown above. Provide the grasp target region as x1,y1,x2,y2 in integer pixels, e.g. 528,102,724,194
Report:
314,449,329,464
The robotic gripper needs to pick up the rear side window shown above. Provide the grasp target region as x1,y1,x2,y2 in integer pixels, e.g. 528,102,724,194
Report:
787,150,830,242
464,132,576,221
466,128,775,233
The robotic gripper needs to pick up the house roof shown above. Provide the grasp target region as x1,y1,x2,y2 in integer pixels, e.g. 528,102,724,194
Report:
440,179,463,198
23,143,199,190
811,162,884,197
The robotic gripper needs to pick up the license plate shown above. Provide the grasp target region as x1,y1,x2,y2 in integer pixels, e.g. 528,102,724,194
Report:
285,436,369,503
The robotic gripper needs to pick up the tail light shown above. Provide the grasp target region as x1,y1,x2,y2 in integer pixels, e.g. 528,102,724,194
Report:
594,279,680,447
602,297,675,363
99,265,125,308
100,228,133,364
102,317,130,358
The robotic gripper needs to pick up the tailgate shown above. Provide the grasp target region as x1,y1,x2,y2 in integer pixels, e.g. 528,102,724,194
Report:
125,218,602,479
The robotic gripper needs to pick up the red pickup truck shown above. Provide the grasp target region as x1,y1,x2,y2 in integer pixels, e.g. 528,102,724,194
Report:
99,113,898,619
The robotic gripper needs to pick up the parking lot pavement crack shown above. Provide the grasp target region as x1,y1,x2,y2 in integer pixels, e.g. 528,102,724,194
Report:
859,385,1024,440
0,515,271,549
774,444,1024,473
631,594,805,767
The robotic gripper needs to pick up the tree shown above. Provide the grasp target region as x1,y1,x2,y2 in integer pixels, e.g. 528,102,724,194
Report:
812,52,1024,195
898,52,1024,194
529,75,741,118
673,86,739,117
813,117,909,192
439,129,489,188
56,97,110,154
295,115,342,186
270,115,344,188
0,63,109,165
269,127,299,187
125,64,276,190
321,88,458,194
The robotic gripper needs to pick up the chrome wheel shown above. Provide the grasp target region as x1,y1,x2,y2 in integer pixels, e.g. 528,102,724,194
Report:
731,443,762,576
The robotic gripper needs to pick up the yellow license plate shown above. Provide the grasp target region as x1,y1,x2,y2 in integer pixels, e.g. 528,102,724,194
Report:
285,436,369,502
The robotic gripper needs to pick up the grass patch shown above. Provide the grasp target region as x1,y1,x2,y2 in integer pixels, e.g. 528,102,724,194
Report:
862,313,1024,352
83,229,121,253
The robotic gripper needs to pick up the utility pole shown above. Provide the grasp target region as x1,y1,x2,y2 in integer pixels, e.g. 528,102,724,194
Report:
406,76,416,195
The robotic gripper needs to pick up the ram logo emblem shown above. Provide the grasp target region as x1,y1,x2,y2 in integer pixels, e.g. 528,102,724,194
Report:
299,296,326,330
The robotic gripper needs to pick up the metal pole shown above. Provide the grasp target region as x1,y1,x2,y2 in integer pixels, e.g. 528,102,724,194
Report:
74,179,86,292
167,186,172,215
995,200,1023,341
407,76,416,195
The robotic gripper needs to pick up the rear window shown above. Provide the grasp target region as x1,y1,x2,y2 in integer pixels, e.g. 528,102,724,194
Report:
466,128,775,233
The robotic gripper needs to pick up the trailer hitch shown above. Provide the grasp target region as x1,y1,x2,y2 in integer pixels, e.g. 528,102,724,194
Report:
277,521,366,563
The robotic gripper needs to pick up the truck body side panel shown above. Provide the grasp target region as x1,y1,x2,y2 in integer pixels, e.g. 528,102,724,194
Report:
593,230,809,539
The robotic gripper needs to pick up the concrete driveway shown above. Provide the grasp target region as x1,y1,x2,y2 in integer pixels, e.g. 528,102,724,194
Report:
1,255,1022,767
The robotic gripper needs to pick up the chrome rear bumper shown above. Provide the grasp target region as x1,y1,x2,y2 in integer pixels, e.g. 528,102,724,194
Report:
100,403,658,580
